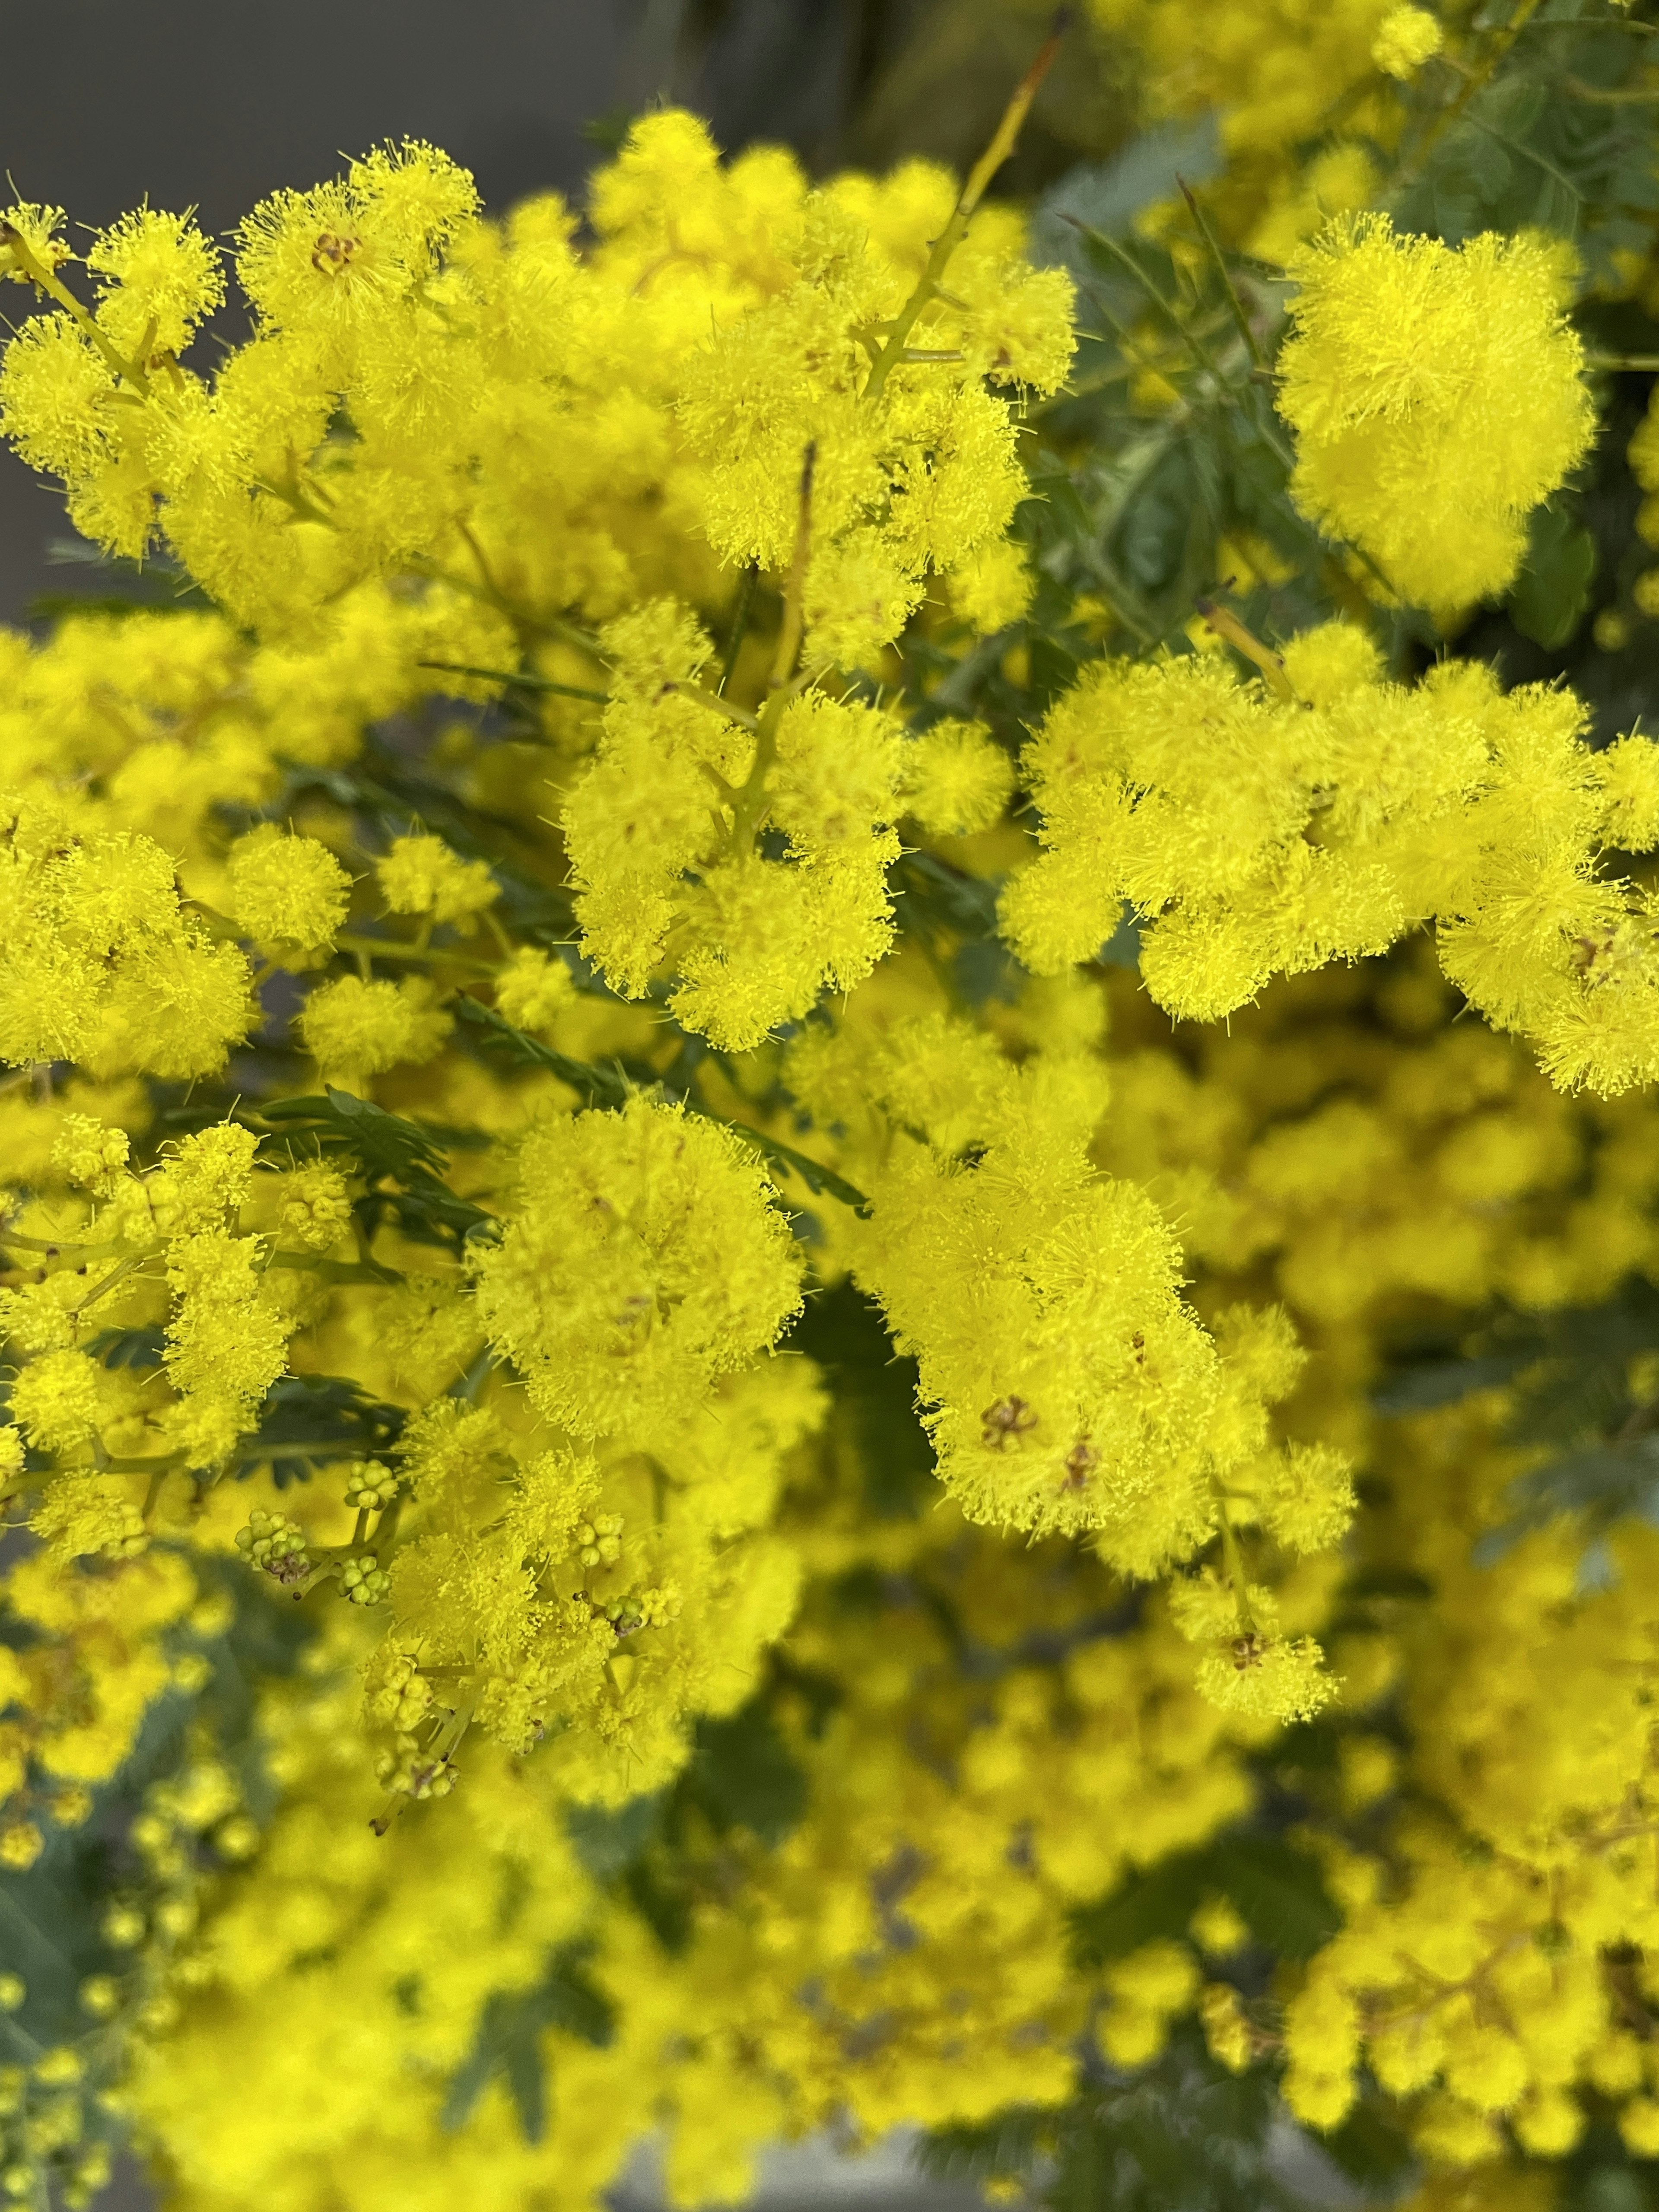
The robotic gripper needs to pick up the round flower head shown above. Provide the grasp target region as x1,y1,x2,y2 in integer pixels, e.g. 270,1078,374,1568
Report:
10,1348,101,1455
226,824,350,956
0,796,250,1077
376,833,496,927
1276,216,1592,613
297,974,450,1084
901,719,1015,839
470,1094,804,1444
86,209,225,359
236,140,478,338
1371,5,1443,79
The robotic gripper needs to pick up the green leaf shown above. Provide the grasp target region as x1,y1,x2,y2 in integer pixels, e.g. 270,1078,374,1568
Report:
285,733,574,944
232,1373,408,1487
1030,116,1224,275
86,1324,167,1371
790,1282,935,1520
1219,1834,1339,1962
454,994,633,1109
441,1943,614,2142
1097,903,1143,969
731,1124,872,1217
1372,1351,1531,1415
563,1793,663,1881
890,850,1003,941
920,2023,1314,2212
260,1087,451,1179
918,2107,1049,2187
1477,1436,1659,1567
1510,503,1597,650
1070,1831,1337,1967
681,1699,808,1847
257,1089,496,1255
1319,2097,1419,2194
1069,1849,1213,1967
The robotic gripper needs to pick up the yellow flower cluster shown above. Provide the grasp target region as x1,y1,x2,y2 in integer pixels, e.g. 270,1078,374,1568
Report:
1,21,1657,2210
470,1096,803,1443
1004,621,1659,1093
1278,218,1593,612
559,604,910,1048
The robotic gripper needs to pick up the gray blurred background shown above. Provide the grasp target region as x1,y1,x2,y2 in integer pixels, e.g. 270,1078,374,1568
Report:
0,0,1122,626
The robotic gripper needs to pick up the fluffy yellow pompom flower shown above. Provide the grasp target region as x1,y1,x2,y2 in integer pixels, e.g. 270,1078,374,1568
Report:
297,974,450,1083
30,1473,147,1564
50,1114,129,1196
493,945,575,1032
163,1230,289,1426
85,209,225,359
0,200,69,282
948,538,1035,634
375,833,496,927
0,314,119,483
1277,216,1592,613
470,1096,803,1444
10,1349,101,1456
855,1071,1251,1569
0,795,249,1077
1003,630,1659,1097
1371,4,1443,77
563,603,906,1050
226,824,350,956
803,532,923,673
901,719,1016,839
235,139,479,343
1170,1572,1338,1724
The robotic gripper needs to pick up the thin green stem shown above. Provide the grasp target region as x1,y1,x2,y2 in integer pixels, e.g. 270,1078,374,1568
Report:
333,931,496,974
416,659,609,705
0,224,148,392
725,445,816,854
1064,217,1229,382
265,1249,406,1286
252,472,339,531
102,1452,187,1478
0,1229,121,1259
863,13,1065,400
1177,178,1263,369
1216,1506,1257,1636
71,1253,150,1318
664,680,760,733
1564,74,1659,101
718,563,759,695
